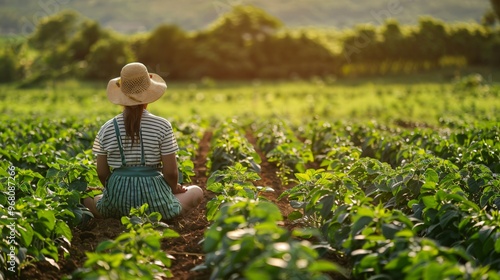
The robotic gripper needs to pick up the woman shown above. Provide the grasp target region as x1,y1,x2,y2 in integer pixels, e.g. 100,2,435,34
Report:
83,62,203,221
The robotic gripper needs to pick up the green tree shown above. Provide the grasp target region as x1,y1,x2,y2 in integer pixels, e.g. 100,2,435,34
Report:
342,24,380,63
446,24,489,65
85,37,134,80
491,0,500,20
250,33,338,79
196,5,283,79
66,20,104,61
411,17,448,62
482,9,498,27
134,24,190,79
28,10,80,50
208,5,282,41
380,19,410,61
0,49,17,83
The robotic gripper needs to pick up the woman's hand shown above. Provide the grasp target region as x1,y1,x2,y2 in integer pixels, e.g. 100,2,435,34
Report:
172,183,187,194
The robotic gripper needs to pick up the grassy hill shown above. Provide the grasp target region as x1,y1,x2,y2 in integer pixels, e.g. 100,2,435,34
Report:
0,0,492,34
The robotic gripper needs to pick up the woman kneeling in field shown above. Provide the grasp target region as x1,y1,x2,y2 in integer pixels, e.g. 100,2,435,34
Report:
83,62,203,221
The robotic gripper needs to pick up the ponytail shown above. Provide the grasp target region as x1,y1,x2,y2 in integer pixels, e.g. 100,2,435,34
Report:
123,105,144,144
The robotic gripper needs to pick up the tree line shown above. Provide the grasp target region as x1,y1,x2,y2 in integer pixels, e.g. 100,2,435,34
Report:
0,5,499,84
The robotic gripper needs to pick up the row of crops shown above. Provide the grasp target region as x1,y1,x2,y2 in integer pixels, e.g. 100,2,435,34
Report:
0,116,205,279
198,117,500,279
258,119,500,278
1,114,499,279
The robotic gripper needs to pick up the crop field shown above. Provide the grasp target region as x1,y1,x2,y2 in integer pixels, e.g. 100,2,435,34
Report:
1,75,500,279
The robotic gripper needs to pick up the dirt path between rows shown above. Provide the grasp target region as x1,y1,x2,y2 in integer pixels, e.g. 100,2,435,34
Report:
162,130,212,280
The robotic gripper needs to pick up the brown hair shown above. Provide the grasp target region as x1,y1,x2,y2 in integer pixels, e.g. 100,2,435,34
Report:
123,105,144,144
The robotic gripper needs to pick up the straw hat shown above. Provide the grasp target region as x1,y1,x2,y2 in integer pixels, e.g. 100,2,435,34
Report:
107,62,167,106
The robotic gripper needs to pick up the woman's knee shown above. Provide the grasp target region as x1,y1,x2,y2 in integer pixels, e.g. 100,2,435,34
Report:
187,185,204,202
83,195,103,219
177,185,203,211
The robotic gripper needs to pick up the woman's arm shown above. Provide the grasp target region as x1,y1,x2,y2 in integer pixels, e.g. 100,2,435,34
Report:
96,155,111,187
161,154,186,194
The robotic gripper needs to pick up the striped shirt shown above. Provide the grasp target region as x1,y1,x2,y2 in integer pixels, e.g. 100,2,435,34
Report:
92,110,178,168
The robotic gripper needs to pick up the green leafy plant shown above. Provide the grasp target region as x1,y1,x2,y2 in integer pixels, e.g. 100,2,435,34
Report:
207,119,261,173
254,119,314,185
177,149,195,183
206,163,273,221
280,168,358,228
0,165,76,276
197,198,344,279
320,145,362,172
45,155,100,192
71,204,179,280
173,116,207,182
267,142,314,185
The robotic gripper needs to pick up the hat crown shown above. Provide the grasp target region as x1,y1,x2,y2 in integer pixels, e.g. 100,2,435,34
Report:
120,63,151,95
121,62,148,78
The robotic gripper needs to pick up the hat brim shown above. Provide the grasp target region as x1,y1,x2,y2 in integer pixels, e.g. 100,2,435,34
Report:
107,73,167,106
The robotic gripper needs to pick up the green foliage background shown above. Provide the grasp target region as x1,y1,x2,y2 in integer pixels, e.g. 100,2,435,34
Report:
0,4,499,84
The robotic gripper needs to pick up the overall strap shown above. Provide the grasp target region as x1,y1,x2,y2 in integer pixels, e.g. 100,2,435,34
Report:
113,118,146,166
139,129,145,166
113,118,127,166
